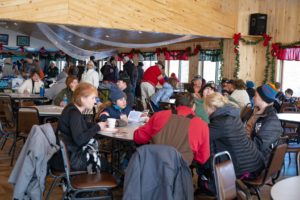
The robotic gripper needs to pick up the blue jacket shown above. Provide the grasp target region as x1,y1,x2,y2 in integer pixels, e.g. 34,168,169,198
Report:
99,105,132,121
151,82,174,106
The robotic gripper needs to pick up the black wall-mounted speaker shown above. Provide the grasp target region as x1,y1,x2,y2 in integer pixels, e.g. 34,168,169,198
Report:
249,13,267,35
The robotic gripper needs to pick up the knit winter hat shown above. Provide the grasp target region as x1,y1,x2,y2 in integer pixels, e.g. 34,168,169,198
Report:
109,87,126,102
246,80,255,88
256,83,277,103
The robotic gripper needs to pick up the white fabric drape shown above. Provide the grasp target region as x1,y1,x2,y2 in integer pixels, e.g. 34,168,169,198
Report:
37,23,117,60
58,25,199,48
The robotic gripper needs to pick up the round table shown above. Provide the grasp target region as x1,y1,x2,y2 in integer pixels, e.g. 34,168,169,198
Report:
277,113,300,123
271,176,300,200
98,122,143,141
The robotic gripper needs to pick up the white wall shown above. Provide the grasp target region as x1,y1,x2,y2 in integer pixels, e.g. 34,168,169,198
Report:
0,27,58,50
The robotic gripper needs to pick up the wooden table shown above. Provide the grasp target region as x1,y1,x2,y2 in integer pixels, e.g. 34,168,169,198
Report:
271,176,300,200
34,105,64,117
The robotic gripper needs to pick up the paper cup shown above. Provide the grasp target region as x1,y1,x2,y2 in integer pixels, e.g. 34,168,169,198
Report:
107,118,116,128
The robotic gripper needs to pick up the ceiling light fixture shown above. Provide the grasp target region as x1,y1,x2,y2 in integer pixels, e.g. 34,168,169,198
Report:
80,38,85,41
105,35,110,38
14,22,18,26
138,31,143,34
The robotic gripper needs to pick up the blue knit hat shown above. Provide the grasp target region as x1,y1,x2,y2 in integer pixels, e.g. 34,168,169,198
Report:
246,80,255,88
109,87,126,102
256,83,277,103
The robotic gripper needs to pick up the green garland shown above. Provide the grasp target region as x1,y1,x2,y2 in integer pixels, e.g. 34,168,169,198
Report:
233,45,240,78
219,39,224,82
233,35,273,83
263,45,270,84
278,41,300,49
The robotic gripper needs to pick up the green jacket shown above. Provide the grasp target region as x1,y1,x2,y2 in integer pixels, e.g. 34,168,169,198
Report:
54,88,73,106
195,98,209,124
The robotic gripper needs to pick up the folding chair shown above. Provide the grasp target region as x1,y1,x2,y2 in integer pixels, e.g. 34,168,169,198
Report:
213,151,252,200
59,138,117,199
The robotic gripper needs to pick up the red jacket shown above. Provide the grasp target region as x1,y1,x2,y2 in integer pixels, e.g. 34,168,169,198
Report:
142,65,165,87
134,106,210,164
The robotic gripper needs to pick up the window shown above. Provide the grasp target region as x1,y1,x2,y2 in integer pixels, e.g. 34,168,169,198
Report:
166,60,189,83
56,60,66,72
142,61,157,71
199,61,220,83
281,60,300,96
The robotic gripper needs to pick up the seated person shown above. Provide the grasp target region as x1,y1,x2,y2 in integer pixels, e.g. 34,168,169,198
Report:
53,75,78,107
204,93,264,177
99,87,132,123
150,77,177,112
284,88,296,103
194,82,217,123
134,93,210,165
47,61,59,78
18,69,44,94
58,82,107,172
245,83,282,164
230,79,251,109
117,71,134,108
187,75,202,99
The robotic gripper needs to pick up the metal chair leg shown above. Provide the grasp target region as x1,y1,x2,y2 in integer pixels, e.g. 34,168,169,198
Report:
45,177,60,200
254,187,261,200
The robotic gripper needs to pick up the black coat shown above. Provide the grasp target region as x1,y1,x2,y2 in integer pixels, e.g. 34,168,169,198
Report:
250,105,283,164
209,104,264,176
123,61,136,86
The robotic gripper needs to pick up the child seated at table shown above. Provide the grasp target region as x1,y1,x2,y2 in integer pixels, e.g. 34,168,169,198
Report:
150,77,177,112
98,87,132,126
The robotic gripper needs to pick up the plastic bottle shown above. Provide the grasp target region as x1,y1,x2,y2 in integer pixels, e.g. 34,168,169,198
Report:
63,94,68,106
39,85,45,97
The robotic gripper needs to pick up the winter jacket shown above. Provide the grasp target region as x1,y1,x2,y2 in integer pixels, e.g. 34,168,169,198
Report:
53,87,73,106
81,69,99,88
8,123,59,200
123,61,136,87
123,144,194,200
209,104,264,176
99,104,132,122
150,82,174,107
134,106,210,164
249,105,283,164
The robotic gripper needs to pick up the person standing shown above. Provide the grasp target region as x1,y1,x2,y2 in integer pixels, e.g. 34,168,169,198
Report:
140,61,165,109
81,60,99,88
135,61,144,98
123,56,136,93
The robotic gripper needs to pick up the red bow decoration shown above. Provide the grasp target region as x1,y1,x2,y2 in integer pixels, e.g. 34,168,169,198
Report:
128,53,134,59
20,46,24,53
156,48,161,56
233,33,241,45
262,34,272,46
271,43,280,57
193,45,201,55
0,43,3,51
164,50,171,60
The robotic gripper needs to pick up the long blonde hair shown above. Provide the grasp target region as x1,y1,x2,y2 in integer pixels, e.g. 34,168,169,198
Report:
204,92,229,113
